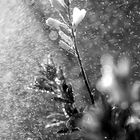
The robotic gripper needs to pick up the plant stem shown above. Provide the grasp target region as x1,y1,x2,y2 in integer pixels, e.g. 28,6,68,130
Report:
71,30,94,104
67,3,94,104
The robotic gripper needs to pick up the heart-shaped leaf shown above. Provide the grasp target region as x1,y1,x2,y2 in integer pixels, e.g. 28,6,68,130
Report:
72,7,87,29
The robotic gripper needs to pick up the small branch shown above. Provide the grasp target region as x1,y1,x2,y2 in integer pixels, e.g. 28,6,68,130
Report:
67,4,94,104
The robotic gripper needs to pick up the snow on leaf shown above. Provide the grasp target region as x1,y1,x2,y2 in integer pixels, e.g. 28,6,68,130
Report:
46,17,70,31
45,121,65,129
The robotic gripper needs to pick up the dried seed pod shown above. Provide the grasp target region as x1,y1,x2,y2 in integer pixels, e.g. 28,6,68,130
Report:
59,40,76,56
46,17,70,32
59,30,74,47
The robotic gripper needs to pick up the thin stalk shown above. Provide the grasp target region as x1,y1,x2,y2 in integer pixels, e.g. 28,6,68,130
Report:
71,30,94,104
67,4,94,104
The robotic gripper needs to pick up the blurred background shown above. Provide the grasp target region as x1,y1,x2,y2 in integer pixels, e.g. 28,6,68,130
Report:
0,0,140,139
